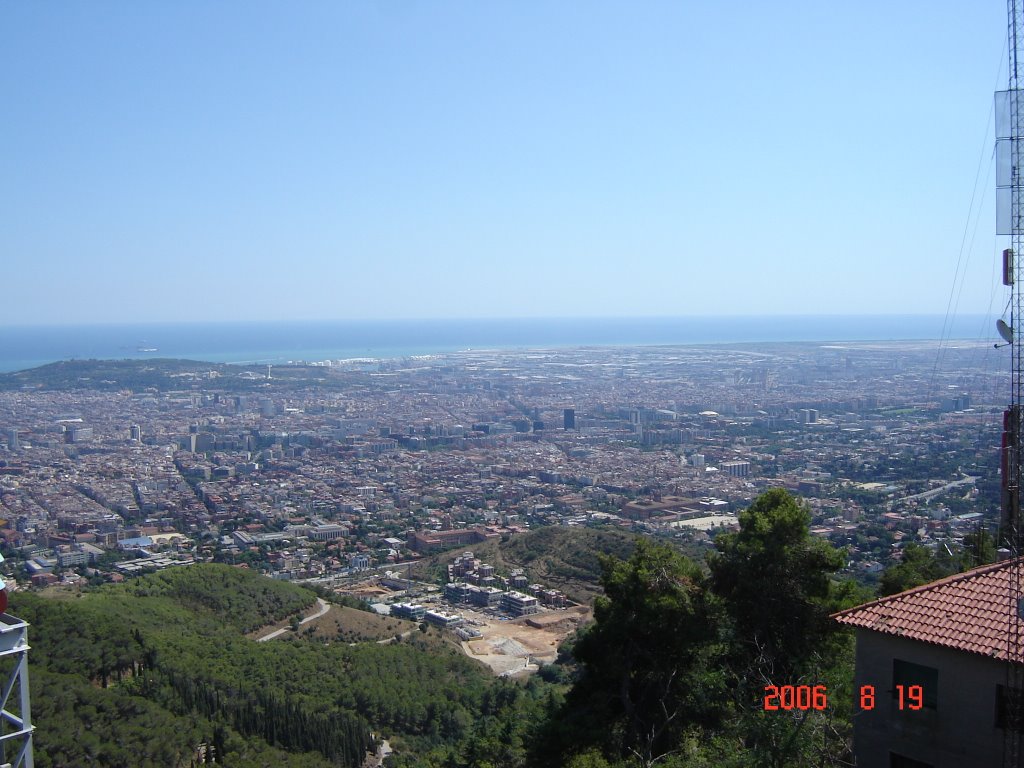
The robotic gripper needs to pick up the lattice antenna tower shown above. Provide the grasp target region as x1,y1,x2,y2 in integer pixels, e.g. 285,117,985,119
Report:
999,1,1024,763
0,557,34,768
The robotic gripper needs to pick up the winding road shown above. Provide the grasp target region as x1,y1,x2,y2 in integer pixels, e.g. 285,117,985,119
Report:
256,597,330,642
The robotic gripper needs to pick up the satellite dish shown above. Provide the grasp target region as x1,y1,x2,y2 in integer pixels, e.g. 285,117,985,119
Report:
998,319,1015,345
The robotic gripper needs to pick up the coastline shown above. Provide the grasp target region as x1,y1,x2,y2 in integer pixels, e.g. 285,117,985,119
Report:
0,314,995,374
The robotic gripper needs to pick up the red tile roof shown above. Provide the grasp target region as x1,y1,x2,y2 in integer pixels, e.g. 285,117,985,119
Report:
832,558,1024,662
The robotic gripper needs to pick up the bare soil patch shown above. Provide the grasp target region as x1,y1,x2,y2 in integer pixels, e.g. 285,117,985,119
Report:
459,605,591,676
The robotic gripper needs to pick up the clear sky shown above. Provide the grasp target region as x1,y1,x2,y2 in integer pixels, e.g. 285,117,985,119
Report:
0,1,1009,324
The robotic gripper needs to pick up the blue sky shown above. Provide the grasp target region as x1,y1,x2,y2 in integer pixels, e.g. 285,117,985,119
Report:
0,1,1008,324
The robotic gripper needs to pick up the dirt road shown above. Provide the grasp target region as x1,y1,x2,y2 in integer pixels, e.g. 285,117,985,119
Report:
256,597,330,642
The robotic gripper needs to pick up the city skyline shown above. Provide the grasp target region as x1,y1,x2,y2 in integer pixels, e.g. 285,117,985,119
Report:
1,2,1008,325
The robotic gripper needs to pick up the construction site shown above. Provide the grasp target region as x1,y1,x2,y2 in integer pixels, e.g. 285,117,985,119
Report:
454,604,590,677
334,553,592,677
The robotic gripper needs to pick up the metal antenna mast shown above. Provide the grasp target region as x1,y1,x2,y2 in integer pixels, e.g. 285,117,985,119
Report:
999,0,1024,763
0,562,33,768
0,617,34,768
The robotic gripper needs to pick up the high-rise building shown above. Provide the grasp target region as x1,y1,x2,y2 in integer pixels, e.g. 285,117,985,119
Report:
66,426,94,444
721,460,751,478
563,408,575,430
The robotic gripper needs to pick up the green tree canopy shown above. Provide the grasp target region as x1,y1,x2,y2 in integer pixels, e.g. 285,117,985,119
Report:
539,540,726,768
708,488,845,680
707,488,855,767
877,542,957,597
962,524,998,570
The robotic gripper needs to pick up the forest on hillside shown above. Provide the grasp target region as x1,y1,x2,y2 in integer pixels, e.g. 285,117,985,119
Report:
8,488,995,767
13,561,553,767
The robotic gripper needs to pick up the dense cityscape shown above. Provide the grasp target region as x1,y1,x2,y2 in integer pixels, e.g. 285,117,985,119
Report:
0,340,1002,593
0,339,1009,766
2,1,1012,764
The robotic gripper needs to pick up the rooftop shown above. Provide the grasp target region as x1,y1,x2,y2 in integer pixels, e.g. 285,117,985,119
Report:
833,558,1024,662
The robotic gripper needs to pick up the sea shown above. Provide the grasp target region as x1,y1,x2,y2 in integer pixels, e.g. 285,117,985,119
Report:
0,315,995,374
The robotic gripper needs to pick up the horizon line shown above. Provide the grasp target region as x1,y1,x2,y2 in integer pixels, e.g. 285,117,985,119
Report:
0,312,995,329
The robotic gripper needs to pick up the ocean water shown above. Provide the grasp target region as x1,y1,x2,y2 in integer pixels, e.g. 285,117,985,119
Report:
0,315,994,373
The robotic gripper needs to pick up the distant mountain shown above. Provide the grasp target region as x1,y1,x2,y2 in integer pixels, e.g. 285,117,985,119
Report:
0,358,241,391
0,358,340,392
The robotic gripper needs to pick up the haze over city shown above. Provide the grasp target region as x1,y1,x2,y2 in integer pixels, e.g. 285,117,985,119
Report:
0,2,1007,326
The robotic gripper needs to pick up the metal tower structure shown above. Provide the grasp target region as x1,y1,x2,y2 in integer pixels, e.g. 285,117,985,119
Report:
999,1,1024,763
0,613,33,768
0,557,33,768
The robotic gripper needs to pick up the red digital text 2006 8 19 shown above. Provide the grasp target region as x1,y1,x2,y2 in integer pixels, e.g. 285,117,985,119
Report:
762,684,924,711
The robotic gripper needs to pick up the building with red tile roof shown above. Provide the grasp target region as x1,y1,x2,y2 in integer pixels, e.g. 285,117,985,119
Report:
834,558,1024,661
832,558,1024,767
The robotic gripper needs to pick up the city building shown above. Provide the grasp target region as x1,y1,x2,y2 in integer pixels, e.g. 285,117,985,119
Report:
391,603,425,621
444,582,471,603
350,553,371,570
501,590,539,617
721,460,751,478
423,609,463,628
66,426,94,443
407,527,499,553
468,586,503,608
308,524,348,542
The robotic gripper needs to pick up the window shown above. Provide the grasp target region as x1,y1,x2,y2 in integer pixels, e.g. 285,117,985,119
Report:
996,684,1024,731
892,659,938,709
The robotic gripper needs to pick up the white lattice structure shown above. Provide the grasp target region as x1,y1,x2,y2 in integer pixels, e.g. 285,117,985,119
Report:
0,611,33,768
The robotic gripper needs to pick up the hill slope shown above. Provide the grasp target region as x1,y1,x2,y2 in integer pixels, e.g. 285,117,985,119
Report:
0,358,351,392
413,526,641,603
13,563,549,767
